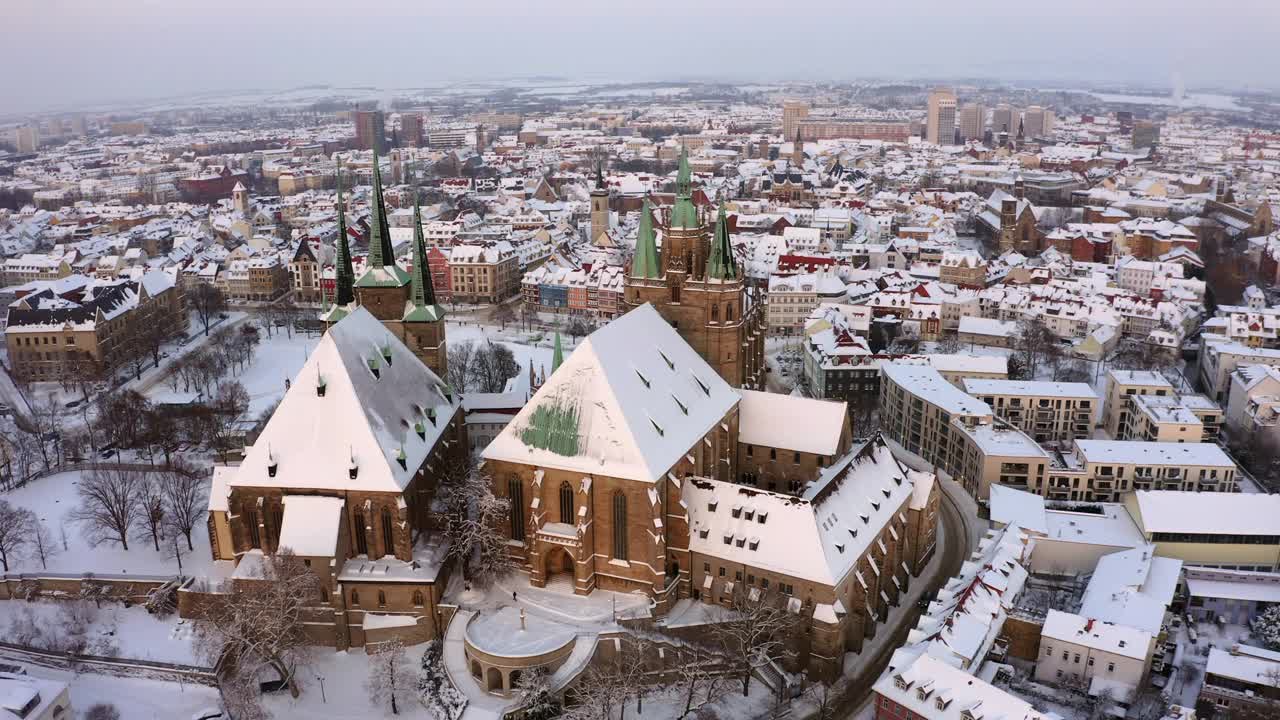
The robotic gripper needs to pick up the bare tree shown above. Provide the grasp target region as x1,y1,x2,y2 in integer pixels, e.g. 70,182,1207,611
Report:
30,514,58,570
0,501,34,572
161,460,207,551
469,341,520,393
137,473,166,552
196,549,318,698
26,395,63,470
69,465,145,550
189,283,227,337
710,589,801,696
561,662,626,720
493,302,516,330
84,703,122,720
514,666,560,720
210,380,250,462
435,460,511,586
566,316,593,342
447,340,477,392
1012,318,1061,380
365,638,416,715
935,333,962,355
671,641,731,720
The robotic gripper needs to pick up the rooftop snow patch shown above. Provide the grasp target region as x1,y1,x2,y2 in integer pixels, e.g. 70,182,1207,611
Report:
483,303,738,482
737,389,847,456
276,496,345,557
230,306,458,494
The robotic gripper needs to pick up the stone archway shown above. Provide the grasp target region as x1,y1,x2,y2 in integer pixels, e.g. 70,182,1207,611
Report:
486,667,503,692
544,546,575,586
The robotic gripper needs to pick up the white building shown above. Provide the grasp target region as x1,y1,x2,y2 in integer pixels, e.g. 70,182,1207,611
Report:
1035,609,1156,703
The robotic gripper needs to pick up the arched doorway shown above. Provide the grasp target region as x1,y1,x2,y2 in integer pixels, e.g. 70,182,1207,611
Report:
486,667,503,692
544,546,575,589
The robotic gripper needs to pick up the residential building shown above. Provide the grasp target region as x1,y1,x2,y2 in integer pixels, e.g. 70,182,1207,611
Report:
1103,369,1175,438
354,109,387,153
958,102,986,142
1199,644,1280,719
874,653,1051,720
1035,609,1156,703
962,379,1098,443
5,273,186,382
1184,567,1280,625
0,672,71,720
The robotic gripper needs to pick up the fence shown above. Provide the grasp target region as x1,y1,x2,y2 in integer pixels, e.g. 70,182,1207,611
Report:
0,640,218,686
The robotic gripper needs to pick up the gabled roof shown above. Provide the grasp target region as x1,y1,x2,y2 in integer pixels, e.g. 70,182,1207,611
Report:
482,303,738,482
231,307,459,494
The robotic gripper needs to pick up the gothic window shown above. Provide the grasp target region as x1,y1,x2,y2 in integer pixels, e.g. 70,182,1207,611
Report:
612,491,629,561
354,512,368,555
559,482,574,525
381,508,395,558
271,506,283,547
711,304,719,322
726,303,734,321
509,477,526,542
413,590,424,607
246,509,261,549
351,589,360,606
671,284,680,303
378,590,387,607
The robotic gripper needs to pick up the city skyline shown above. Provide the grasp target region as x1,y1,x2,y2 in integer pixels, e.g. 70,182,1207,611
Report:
3,0,1278,114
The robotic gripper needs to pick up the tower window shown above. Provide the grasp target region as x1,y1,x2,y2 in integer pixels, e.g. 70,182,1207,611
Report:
509,477,526,542
353,512,368,555
559,481,574,525
381,508,395,558
612,492,629,561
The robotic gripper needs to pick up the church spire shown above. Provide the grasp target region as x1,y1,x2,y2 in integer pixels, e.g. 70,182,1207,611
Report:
551,332,564,373
707,199,737,281
670,144,698,229
334,159,355,306
631,198,660,279
366,148,395,269
409,197,437,308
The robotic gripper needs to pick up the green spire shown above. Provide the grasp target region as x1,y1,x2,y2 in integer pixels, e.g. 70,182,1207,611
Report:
631,199,660,279
675,143,691,197
403,196,445,323
334,159,356,306
707,200,737,281
366,149,395,269
670,144,698,229
551,332,564,373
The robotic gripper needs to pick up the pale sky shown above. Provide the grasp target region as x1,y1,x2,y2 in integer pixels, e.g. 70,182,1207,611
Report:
2,0,1278,114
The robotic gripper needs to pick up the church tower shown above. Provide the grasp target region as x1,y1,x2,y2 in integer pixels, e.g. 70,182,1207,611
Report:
590,163,610,246
232,181,250,215
623,147,766,389
323,152,449,380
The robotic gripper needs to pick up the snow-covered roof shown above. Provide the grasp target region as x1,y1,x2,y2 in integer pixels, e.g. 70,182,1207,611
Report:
277,495,346,557
963,379,1098,400
1185,567,1280,604
1206,644,1280,687
874,654,1050,720
684,437,919,586
230,306,459,494
988,485,1048,535
882,363,992,417
483,303,738,483
1079,546,1182,635
1042,609,1151,661
1073,440,1234,467
737,389,846,457
1131,491,1280,537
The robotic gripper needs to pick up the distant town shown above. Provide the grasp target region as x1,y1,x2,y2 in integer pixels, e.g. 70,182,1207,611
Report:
1,77,1280,720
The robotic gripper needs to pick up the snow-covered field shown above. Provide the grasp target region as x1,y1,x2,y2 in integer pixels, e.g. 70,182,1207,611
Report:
1,469,219,577
263,646,435,720
0,599,203,665
143,325,321,418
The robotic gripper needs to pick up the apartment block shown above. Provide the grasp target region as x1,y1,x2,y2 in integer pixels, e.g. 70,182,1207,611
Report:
962,379,1098,443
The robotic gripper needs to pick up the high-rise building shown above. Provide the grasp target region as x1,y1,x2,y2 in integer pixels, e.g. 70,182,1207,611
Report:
354,110,387,153
958,103,986,142
401,113,424,147
1132,120,1161,149
926,88,957,146
781,100,809,141
991,104,1017,135
1022,106,1054,138
11,125,38,153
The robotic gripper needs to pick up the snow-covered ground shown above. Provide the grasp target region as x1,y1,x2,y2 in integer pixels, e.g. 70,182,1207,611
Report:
1,469,221,577
142,323,320,419
0,663,222,720
264,646,436,720
0,599,203,665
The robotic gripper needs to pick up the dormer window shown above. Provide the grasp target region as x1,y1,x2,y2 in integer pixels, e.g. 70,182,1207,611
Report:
658,349,674,370
381,344,393,365
396,448,407,470
698,529,709,539
708,500,718,512
757,511,768,524
723,533,733,545
415,421,426,440
368,356,381,379
735,537,745,548
731,506,742,519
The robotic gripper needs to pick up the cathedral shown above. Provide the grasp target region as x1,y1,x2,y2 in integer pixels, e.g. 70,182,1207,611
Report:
624,147,767,389
323,152,449,381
